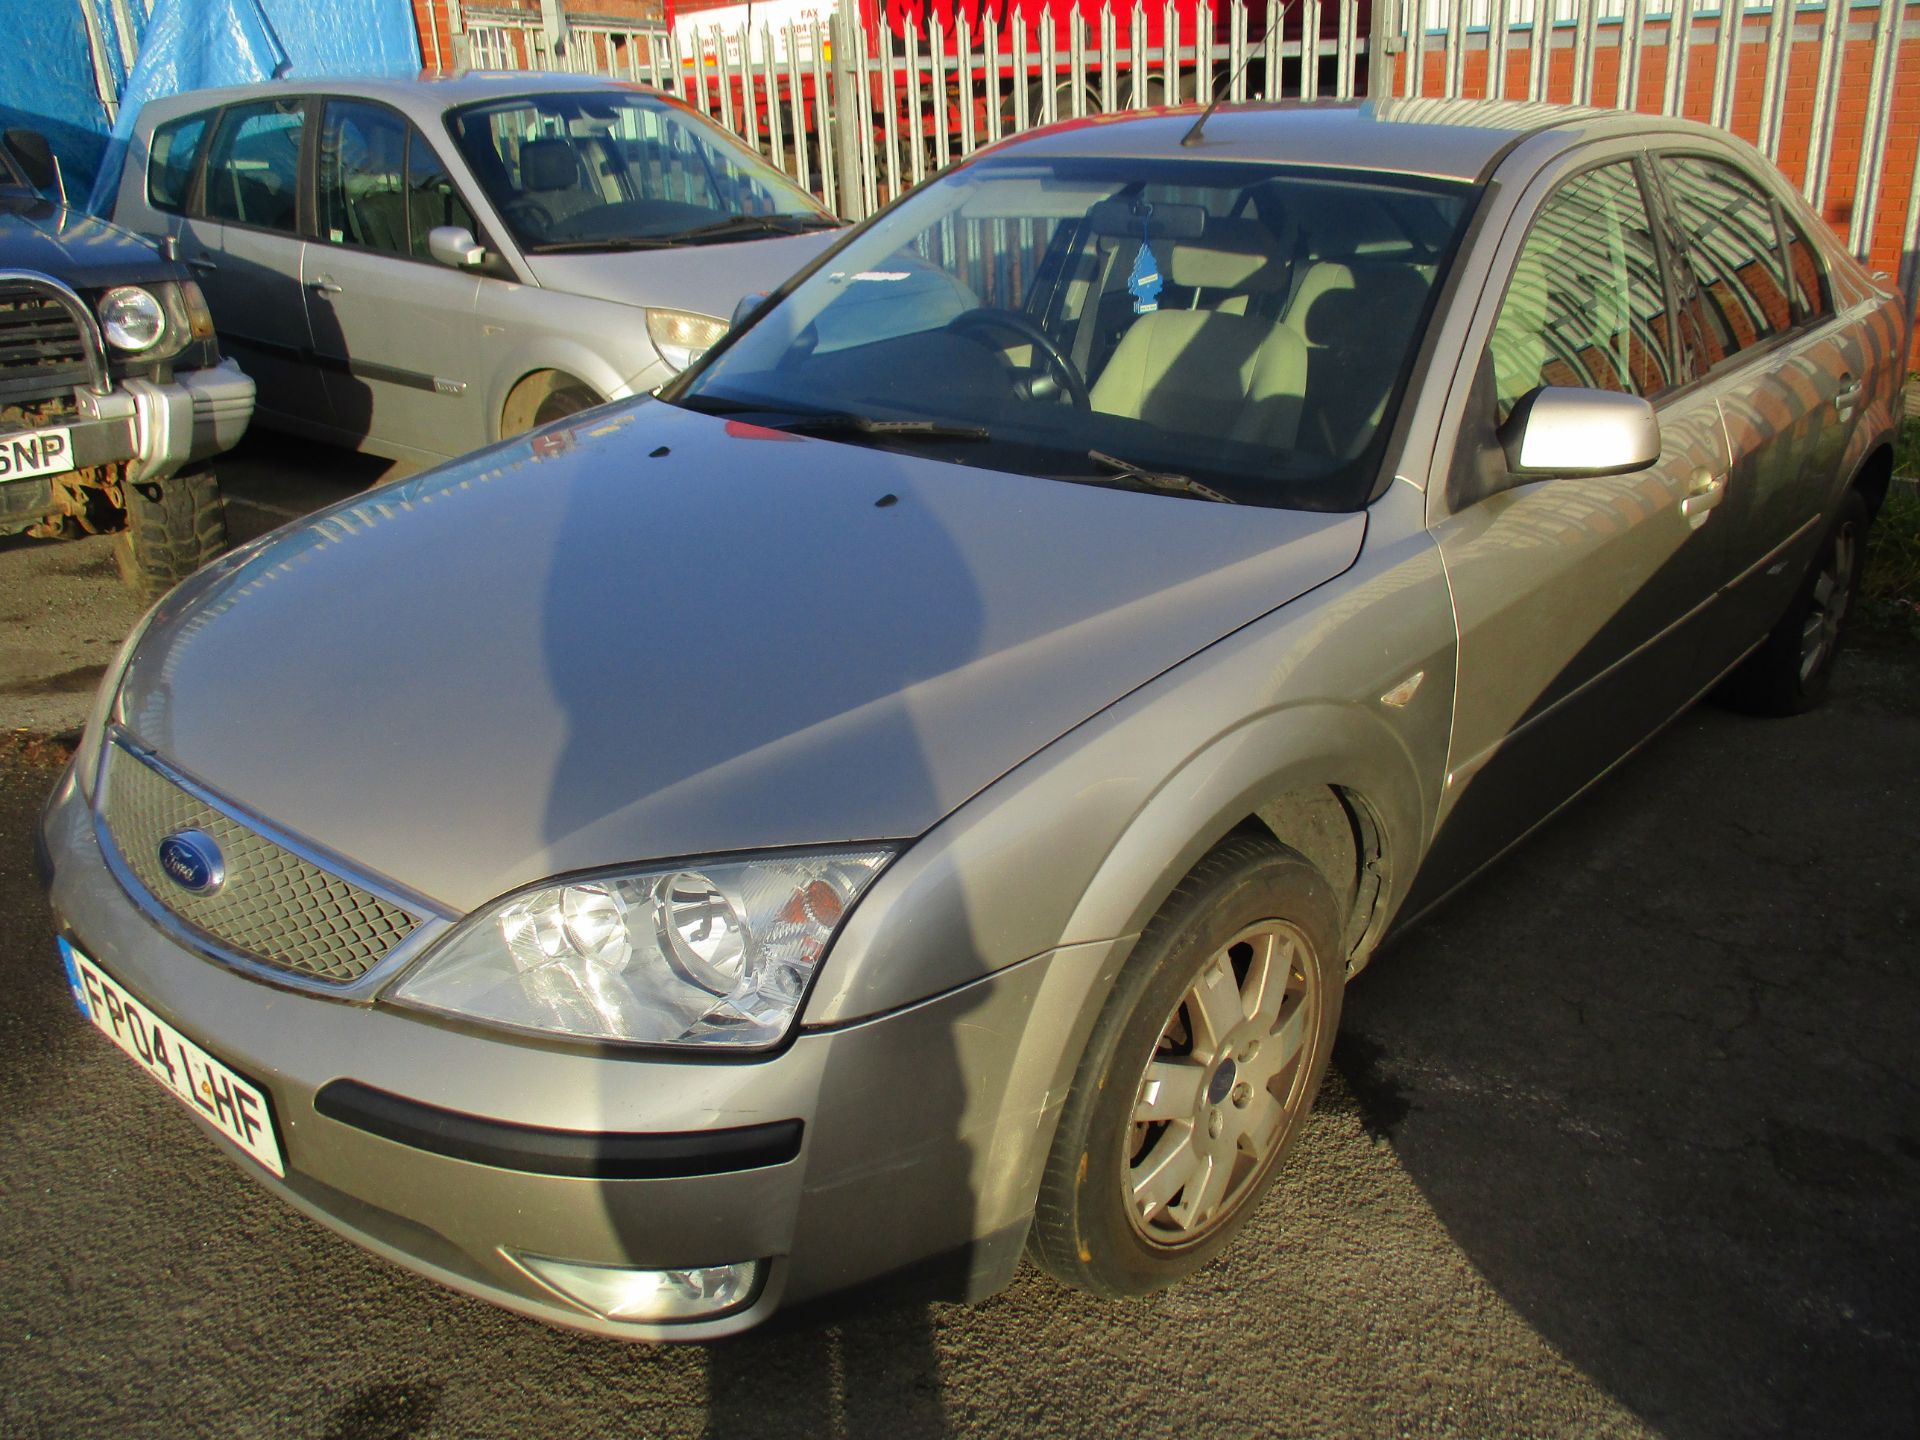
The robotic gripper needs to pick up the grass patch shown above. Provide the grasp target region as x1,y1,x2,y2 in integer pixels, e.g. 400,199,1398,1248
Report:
1862,417,1920,639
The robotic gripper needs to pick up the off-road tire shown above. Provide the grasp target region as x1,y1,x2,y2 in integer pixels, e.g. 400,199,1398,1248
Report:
1716,488,1869,716
1028,832,1344,1297
113,469,228,604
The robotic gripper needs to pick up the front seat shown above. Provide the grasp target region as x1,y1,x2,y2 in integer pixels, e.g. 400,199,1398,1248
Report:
1089,233,1307,450
517,138,597,230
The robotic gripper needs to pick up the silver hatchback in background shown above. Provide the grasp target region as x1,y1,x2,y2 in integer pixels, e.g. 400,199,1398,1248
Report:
108,74,843,465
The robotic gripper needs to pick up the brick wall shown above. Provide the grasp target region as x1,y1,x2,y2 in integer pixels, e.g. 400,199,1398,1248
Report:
1397,5,1920,368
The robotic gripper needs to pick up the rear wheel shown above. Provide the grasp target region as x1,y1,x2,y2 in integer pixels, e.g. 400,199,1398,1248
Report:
1717,488,1869,716
1029,833,1343,1297
113,469,228,603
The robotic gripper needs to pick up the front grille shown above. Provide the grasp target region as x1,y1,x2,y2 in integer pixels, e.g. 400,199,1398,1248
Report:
101,743,422,985
0,279,91,405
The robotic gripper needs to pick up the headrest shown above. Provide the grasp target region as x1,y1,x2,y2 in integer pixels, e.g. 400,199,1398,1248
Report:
1170,220,1290,291
520,138,579,193
1300,263,1431,346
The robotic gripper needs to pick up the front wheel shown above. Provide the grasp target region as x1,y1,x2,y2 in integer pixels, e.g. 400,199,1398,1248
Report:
1029,833,1344,1297
113,469,229,603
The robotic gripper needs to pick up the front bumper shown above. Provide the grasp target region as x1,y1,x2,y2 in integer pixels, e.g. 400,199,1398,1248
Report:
39,765,1110,1340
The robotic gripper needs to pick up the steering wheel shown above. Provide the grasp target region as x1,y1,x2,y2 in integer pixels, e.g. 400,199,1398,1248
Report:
505,197,555,237
947,308,1090,410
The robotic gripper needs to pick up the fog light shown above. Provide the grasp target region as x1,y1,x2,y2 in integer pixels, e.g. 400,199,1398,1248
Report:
508,1253,760,1323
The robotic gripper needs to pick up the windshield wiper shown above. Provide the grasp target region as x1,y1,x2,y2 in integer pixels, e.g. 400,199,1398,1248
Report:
1084,450,1238,504
523,235,678,254
783,413,990,441
660,214,844,245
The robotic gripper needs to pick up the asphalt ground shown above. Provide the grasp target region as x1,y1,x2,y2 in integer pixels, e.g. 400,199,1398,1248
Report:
0,435,1916,1438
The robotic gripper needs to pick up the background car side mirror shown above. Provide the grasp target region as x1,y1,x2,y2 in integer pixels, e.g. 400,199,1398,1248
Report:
427,225,487,270
2,129,63,202
730,291,769,331
1499,386,1660,478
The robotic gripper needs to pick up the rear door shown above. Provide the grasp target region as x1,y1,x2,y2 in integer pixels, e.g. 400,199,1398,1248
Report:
1651,152,1864,666
1412,152,1732,908
192,96,329,429
303,99,486,462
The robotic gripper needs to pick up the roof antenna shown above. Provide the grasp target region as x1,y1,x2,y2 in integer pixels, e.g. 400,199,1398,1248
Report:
1182,5,1288,148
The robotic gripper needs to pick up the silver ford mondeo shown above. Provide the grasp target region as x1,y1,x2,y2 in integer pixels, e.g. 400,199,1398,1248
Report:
39,99,1906,1340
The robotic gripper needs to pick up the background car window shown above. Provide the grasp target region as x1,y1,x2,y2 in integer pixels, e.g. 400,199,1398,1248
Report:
319,101,408,253
405,124,476,258
202,99,305,232
147,112,210,214
1780,210,1831,325
1487,162,1675,419
1658,155,1792,363
448,91,828,250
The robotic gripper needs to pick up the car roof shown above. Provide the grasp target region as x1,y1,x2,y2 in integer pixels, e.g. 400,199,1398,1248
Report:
131,70,662,125
978,98,1737,182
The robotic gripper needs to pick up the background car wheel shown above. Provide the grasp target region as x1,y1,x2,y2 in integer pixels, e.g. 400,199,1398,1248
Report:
1029,832,1344,1298
112,469,229,604
1716,488,1870,716
501,371,600,438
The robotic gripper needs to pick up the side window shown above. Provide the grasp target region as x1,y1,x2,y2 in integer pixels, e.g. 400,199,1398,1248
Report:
147,112,210,214
1780,210,1831,325
405,126,477,259
319,101,407,253
1486,161,1676,421
202,99,305,232
1658,155,1792,364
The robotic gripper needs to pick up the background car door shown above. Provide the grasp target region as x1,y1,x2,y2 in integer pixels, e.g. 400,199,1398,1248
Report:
188,97,329,430
1653,153,1865,665
1411,156,1732,911
303,100,485,462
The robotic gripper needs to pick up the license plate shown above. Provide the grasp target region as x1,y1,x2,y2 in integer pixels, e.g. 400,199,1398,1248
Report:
58,939,284,1177
0,426,75,481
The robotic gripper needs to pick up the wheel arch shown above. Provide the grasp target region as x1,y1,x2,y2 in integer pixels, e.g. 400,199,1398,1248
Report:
1059,702,1427,981
497,367,605,439
1851,440,1894,521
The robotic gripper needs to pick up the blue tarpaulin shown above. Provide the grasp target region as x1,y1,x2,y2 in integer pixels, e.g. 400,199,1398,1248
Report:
0,0,421,210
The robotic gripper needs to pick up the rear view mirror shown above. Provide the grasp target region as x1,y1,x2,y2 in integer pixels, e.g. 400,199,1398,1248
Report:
427,225,486,269
3,129,62,200
1500,386,1660,477
730,291,769,331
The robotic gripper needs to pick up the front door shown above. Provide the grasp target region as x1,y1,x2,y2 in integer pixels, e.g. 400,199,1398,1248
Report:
303,100,485,462
191,97,328,430
1412,155,1732,911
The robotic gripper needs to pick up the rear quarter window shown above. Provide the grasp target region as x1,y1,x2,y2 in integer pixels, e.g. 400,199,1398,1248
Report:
147,112,212,214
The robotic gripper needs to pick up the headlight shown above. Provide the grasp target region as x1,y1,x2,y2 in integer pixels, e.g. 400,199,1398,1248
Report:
389,849,893,1048
646,308,728,372
98,286,167,353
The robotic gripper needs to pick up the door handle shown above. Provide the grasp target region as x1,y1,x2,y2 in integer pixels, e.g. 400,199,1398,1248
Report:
1681,466,1727,522
1833,375,1862,413
308,278,343,295
185,256,217,273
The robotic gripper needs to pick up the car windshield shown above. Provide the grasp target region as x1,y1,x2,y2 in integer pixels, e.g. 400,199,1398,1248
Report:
670,156,1474,511
447,90,836,251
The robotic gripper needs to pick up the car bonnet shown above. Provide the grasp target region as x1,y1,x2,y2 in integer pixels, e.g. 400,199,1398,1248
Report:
113,401,1365,915
518,228,841,321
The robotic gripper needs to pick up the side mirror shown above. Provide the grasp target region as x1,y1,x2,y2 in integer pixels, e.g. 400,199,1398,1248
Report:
427,225,487,269
1499,386,1660,477
2,129,62,200
729,291,770,331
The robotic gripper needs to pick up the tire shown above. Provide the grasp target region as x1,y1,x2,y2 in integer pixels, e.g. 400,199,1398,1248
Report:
500,372,600,438
113,469,229,604
1716,488,1869,716
1029,832,1345,1297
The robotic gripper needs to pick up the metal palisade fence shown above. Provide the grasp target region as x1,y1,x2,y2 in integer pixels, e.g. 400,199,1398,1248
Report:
443,1,1917,345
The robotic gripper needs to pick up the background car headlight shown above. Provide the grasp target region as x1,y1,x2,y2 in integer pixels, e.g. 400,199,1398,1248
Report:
98,286,167,353
646,308,728,372
389,849,892,1048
